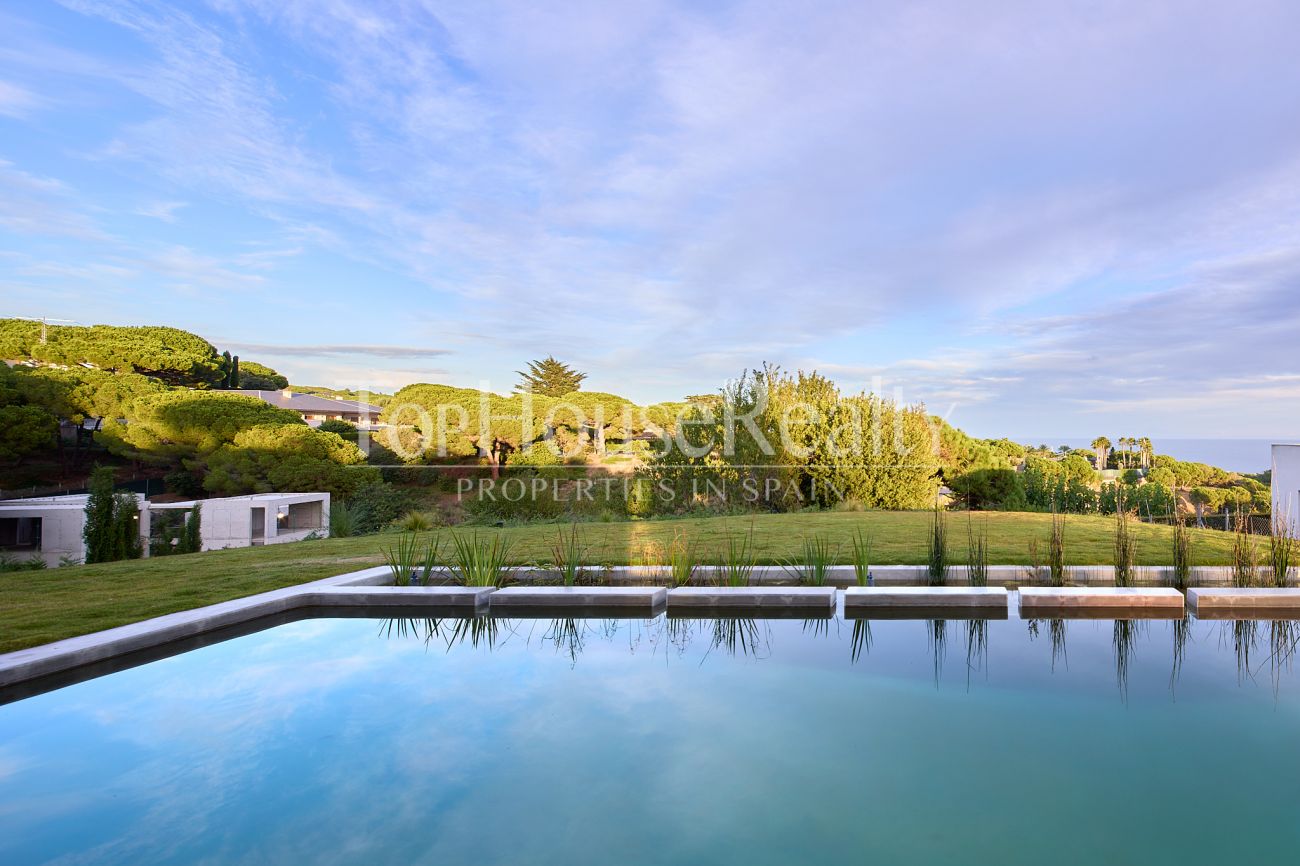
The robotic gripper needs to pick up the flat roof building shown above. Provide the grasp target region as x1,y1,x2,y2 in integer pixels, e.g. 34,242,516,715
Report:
0,492,330,567
226,389,382,427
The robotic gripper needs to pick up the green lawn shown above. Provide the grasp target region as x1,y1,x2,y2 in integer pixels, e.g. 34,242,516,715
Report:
0,510,1236,653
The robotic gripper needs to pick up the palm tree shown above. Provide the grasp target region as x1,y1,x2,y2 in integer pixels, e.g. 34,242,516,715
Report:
1091,436,1112,470
1138,437,1153,471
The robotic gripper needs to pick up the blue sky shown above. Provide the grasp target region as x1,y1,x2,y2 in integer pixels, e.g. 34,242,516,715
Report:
2,0,1299,439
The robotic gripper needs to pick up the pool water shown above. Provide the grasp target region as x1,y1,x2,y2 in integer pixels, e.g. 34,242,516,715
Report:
2,613,1299,865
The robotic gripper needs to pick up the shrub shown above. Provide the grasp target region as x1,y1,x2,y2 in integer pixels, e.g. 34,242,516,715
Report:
347,482,413,534
329,501,357,538
317,418,359,440
507,442,564,468
164,469,205,498
948,469,1026,510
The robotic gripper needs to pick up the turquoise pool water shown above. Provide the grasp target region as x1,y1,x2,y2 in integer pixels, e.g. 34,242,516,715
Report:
2,613,1299,865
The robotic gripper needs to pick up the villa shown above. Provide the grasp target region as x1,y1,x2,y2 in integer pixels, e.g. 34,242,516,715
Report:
0,491,330,566
227,388,382,427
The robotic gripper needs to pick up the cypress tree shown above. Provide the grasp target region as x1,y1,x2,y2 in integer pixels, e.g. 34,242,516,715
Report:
181,505,202,553
82,467,116,564
230,355,239,389
110,493,142,561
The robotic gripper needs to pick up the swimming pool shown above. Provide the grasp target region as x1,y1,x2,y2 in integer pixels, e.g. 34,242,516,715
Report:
2,611,1298,864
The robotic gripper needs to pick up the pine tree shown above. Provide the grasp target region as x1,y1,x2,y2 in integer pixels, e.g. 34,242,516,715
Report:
515,356,587,397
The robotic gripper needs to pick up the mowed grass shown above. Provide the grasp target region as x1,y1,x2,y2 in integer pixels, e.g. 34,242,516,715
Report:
0,510,1235,653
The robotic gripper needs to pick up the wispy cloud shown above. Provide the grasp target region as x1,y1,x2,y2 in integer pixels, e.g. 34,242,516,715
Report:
134,200,186,222
222,342,453,359
0,80,40,118
1,0,1298,433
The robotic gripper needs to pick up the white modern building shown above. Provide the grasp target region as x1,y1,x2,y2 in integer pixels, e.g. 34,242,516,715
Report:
0,491,329,566
1274,444,1300,536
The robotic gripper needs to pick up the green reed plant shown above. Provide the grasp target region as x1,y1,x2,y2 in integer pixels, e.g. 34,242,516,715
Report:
450,532,515,587
1171,519,1192,590
667,530,699,587
783,534,839,586
1231,511,1259,588
1024,539,1045,584
383,531,441,586
926,506,948,586
1112,506,1136,588
1268,513,1296,588
966,518,989,588
550,523,586,586
850,528,873,586
717,529,756,587
1048,510,1066,586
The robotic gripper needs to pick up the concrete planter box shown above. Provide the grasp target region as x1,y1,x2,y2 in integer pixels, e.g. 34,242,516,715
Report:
843,586,1009,619
488,586,666,614
1018,587,1184,616
666,586,836,611
1187,588,1300,617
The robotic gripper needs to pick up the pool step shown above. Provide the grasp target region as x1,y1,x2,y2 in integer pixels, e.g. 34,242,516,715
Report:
1018,587,1183,615
1187,588,1300,616
488,586,666,615
667,586,837,611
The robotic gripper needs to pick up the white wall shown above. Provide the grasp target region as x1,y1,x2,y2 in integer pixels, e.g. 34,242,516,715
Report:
1274,444,1300,536
0,505,85,566
151,492,330,552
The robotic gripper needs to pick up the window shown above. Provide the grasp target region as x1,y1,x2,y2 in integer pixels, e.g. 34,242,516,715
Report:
285,501,323,531
0,517,43,551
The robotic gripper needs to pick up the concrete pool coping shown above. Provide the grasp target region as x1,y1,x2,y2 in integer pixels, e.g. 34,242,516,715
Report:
0,565,403,688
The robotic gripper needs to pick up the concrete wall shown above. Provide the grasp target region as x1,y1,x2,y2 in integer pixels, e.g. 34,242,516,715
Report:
0,494,150,567
150,492,330,552
1273,444,1300,536
0,504,87,566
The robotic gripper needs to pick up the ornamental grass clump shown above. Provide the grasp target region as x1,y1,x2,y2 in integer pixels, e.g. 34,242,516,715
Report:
1048,511,1066,587
450,532,514,587
850,528,873,586
1171,520,1192,591
550,523,586,586
717,528,756,587
783,534,839,586
1112,506,1136,588
383,532,441,586
668,531,699,587
966,518,989,588
1231,512,1259,588
1269,513,1296,588
926,506,949,586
